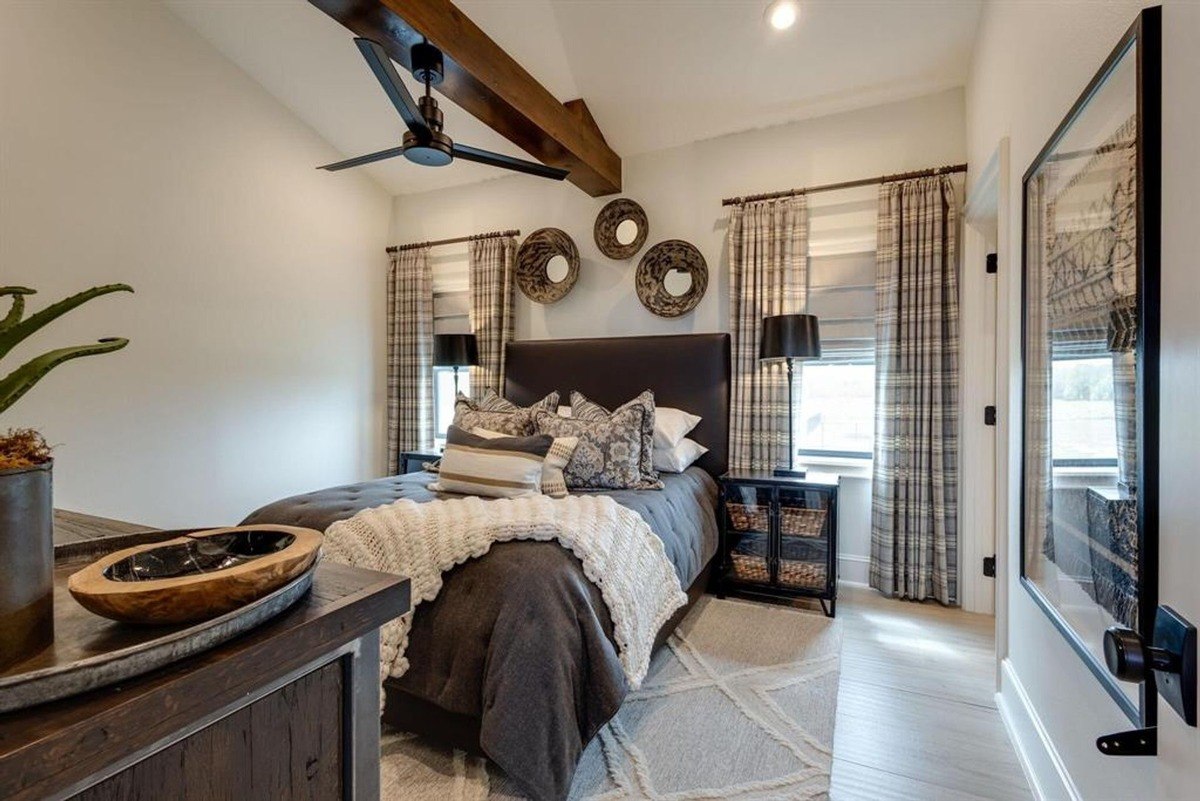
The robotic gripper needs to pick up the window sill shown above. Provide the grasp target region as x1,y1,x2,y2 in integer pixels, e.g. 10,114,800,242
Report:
793,454,873,479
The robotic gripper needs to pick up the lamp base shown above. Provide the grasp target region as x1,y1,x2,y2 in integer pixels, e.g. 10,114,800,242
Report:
772,467,807,479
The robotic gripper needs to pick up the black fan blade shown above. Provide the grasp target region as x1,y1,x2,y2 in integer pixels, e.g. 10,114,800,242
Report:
317,145,407,171
355,38,429,140
452,143,569,180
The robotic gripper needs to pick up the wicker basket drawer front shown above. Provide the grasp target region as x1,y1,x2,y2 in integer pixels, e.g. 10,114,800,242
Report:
728,530,771,585
730,553,772,584
726,503,770,533
777,559,827,590
778,506,827,538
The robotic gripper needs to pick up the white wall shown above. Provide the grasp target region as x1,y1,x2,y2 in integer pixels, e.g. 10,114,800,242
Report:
1,2,392,528
966,2,1200,798
392,89,966,578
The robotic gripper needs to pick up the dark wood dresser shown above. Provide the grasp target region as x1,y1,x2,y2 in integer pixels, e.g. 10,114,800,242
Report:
0,558,409,800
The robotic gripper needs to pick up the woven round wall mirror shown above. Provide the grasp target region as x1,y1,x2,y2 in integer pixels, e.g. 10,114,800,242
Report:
593,198,649,260
636,240,708,318
516,227,580,304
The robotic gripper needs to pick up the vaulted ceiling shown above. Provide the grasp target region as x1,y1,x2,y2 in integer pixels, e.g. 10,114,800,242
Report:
167,0,982,196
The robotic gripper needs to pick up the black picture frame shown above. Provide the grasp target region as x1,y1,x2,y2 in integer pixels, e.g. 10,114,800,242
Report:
1019,6,1161,726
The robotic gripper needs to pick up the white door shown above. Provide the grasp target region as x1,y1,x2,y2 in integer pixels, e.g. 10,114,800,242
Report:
1156,1,1200,794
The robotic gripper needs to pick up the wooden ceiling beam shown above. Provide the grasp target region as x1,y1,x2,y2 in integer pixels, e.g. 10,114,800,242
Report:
308,0,622,196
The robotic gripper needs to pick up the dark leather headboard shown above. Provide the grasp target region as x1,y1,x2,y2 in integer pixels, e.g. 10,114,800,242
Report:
505,333,731,477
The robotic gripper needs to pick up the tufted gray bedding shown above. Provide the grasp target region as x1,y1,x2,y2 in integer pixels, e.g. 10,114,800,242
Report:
241,467,718,801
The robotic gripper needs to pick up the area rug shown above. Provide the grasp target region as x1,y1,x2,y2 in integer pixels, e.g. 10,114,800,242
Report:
380,596,843,800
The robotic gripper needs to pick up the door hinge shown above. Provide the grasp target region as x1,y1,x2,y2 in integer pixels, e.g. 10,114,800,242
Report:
984,405,997,426
986,253,998,274
982,555,996,577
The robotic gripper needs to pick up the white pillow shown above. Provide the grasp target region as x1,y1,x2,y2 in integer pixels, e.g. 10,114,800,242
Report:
654,407,702,450
653,438,708,473
556,405,572,417
473,427,578,498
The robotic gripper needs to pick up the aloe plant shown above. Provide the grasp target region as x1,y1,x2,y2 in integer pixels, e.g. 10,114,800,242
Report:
0,284,133,415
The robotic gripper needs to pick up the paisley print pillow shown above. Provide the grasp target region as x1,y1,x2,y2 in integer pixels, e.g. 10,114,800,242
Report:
533,407,662,490
569,390,658,483
453,389,559,436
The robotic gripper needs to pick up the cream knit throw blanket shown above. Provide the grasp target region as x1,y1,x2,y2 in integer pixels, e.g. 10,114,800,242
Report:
323,494,687,691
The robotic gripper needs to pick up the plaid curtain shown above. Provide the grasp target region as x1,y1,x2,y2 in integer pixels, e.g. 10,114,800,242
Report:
727,196,808,472
468,236,516,399
386,247,434,473
870,175,960,604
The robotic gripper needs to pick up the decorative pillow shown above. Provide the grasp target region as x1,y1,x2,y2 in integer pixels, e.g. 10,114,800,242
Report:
533,408,661,490
569,390,658,483
428,425,552,498
473,427,578,499
453,389,559,436
653,438,709,473
653,407,702,450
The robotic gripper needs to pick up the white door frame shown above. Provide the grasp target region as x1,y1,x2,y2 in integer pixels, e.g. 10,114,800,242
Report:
962,138,1011,673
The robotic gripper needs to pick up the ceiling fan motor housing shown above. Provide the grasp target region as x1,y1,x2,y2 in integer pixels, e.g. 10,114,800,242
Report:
403,128,453,166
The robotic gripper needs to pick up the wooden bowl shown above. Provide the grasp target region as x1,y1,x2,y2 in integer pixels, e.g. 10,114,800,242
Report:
68,526,322,625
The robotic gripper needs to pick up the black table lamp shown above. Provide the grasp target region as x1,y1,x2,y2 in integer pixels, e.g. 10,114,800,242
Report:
759,314,821,477
434,333,479,396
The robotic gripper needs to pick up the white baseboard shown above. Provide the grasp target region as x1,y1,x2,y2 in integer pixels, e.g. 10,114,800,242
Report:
996,658,1081,801
837,553,870,586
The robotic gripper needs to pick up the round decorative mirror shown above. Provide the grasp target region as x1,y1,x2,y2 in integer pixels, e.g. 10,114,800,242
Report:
545,254,571,283
636,240,708,318
663,268,693,297
593,198,649,260
615,219,639,245
516,228,579,304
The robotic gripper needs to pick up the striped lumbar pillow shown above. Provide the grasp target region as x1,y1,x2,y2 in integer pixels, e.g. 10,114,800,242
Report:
473,427,578,498
428,426,552,498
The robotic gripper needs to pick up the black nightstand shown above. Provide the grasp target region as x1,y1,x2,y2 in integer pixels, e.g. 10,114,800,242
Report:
716,472,839,616
399,450,441,475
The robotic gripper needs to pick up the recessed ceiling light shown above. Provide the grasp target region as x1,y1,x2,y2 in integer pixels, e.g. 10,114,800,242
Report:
766,0,799,31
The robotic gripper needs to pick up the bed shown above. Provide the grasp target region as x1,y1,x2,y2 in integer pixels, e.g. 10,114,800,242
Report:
241,332,731,801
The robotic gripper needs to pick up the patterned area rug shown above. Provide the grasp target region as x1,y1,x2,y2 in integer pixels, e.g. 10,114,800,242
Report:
380,596,843,800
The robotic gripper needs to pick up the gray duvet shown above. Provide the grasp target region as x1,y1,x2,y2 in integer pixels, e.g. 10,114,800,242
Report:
241,467,718,801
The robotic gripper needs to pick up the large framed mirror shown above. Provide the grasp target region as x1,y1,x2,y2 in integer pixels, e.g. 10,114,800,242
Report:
1020,7,1160,725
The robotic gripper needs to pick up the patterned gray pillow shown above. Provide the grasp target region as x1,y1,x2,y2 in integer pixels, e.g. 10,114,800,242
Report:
453,389,559,436
569,390,659,483
533,407,663,490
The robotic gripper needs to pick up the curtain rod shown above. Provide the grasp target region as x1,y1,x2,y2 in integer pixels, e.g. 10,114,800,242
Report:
386,229,520,253
721,163,968,207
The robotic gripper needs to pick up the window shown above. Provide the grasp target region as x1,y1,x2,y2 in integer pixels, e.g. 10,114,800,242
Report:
433,366,470,447
797,185,877,460
429,246,471,449
796,362,875,458
1051,356,1118,464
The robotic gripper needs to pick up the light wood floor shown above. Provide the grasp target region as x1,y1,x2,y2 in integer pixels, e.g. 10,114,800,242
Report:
829,584,1031,801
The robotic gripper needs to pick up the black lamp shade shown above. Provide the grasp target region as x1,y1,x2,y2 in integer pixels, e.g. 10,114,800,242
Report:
434,333,479,367
759,314,821,360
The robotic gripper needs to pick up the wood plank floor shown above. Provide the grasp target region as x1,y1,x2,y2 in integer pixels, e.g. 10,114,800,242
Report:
829,584,1031,801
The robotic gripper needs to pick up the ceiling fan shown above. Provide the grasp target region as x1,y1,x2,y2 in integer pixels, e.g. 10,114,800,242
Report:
318,38,569,181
